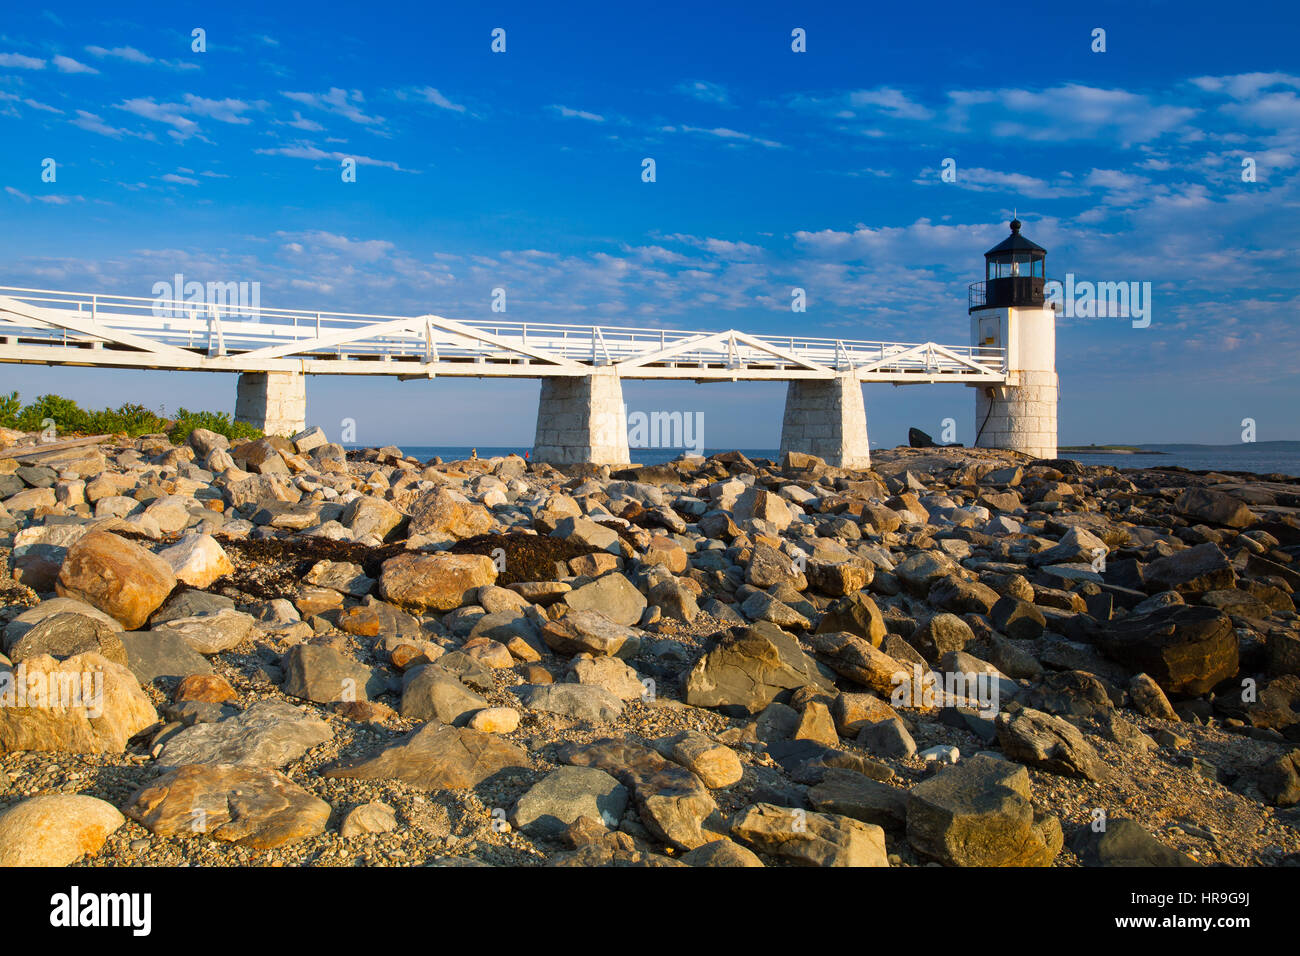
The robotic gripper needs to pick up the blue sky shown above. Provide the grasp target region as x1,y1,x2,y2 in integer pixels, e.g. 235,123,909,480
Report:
1,0,1298,449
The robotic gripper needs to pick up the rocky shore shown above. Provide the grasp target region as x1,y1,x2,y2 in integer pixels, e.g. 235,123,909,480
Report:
1,424,1298,868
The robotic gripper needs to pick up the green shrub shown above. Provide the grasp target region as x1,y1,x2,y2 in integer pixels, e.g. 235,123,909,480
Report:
168,408,263,445
2,392,263,444
0,391,19,429
15,394,89,434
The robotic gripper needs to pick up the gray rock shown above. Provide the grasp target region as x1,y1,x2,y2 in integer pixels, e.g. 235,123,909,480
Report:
281,644,387,704
1144,542,1236,595
8,612,127,667
563,573,647,627
994,707,1110,781
1069,817,1200,866
685,621,836,716
509,766,629,839
400,667,487,725
155,700,332,770
118,630,213,685
151,608,257,655
322,723,530,790
807,768,909,828
518,683,624,723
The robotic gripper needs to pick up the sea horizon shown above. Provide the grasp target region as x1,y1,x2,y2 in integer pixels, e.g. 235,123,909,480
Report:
343,439,1300,478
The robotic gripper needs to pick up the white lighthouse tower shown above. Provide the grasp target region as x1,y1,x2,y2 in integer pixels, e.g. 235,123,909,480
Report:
969,218,1058,459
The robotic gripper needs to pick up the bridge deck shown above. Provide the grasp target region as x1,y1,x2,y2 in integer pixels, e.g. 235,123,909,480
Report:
0,286,1007,384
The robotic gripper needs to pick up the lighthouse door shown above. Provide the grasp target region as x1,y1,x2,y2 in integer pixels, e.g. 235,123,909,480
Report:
978,315,1000,348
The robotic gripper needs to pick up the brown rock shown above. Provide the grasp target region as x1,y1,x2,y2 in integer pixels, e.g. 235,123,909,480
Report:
0,794,124,866
0,652,157,754
378,552,497,612
125,764,330,849
175,674,238,704
55,530,176,629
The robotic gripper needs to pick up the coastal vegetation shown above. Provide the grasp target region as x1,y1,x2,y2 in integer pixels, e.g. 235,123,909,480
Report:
0,391,262,444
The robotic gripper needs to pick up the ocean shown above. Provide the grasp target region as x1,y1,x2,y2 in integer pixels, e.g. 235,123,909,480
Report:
348,440,1300,479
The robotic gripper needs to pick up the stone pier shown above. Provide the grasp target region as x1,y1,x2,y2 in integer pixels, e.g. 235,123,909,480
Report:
779,372,871,469
235,371,307,437
975,370,1058,460
532,371,630,466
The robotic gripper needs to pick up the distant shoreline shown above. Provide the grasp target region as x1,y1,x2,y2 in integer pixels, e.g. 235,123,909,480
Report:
1058,445,1167,455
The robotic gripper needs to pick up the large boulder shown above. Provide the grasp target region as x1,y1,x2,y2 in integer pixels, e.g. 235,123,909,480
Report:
378,552,497,612
732,488,793,531
155,700,332,770
815,592,886,645
281,644,387,704
807,631,904,697
540,610,642,658
685,622,836,716
157,533,234,589
407,487,496,539
151,608,257,655
1097,605,1238,695
557,738,718,850
55,530,176,629
7,612,127,667
399,668,488,725
1174,488,1257,529
125,764,331,850
0,794,124,866
0,652,157,754
509,766,629,839
518,683,624,724
994,707,1110,781
321,723,529,790
562,573,647,627
1069,817,1200,866
1144,543,1236,596
906,755,1062,866
730,803,889,867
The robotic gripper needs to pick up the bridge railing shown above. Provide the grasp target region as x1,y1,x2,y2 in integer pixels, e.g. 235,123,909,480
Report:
0,285,1006,376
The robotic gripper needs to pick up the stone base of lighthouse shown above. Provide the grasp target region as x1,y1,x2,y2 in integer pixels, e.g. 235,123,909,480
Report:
975,370,1058,459
779,373,871,469
235,371,306,437
533,371,630,465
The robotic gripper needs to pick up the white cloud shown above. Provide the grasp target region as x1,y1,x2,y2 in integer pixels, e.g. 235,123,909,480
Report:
0,52,45,69
5,186,83,204
281,88,383,126
551,104,605,122
255,143,405,171
52,54,97,74
85,45,152,63
70,109,143,139
661,124,782,148
408,87,466,113
676,80,731,106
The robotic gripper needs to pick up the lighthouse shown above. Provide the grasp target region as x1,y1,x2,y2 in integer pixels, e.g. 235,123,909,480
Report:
969,218,1058,459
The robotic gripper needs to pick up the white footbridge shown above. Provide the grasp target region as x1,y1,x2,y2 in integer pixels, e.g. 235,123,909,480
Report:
0,287,1005,384
0,284,1022,468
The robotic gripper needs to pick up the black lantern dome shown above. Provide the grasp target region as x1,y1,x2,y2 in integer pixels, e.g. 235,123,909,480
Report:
969,218,1047,312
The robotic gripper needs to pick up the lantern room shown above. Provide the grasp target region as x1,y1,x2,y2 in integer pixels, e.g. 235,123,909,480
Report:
969,218,1046,312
